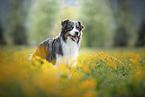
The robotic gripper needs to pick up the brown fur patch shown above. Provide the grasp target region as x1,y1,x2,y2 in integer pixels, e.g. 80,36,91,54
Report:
33,45,50,59
64,31,70,40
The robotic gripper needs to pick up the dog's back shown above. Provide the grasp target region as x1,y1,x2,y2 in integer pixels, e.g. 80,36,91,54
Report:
32,37,62,64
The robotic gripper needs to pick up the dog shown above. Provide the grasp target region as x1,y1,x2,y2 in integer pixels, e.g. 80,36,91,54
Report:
32,19,85,67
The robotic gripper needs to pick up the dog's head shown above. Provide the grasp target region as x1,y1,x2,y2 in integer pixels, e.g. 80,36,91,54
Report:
61,19,85,43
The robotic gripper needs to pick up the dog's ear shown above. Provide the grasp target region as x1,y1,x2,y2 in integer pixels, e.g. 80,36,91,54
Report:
78,21,85,31
61,19,69,31
61,19,69,26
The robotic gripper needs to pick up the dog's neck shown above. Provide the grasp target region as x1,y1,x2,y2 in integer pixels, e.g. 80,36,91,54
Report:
55,36,79,66
61,36,79,57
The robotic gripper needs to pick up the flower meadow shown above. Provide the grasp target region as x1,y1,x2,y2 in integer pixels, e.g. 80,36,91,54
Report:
0,47,145,97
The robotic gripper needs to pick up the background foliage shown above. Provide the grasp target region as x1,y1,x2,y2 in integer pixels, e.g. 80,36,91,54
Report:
0,0,145,46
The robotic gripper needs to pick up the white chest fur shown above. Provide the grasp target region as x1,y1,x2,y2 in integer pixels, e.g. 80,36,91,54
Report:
55,37,79,66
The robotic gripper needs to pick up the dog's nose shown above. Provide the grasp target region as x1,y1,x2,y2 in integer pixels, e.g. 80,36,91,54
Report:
75,31,79,36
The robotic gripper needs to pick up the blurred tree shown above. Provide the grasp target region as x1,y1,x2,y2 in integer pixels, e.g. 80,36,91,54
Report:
7,0,30,45
114,27,129,46
135,21,145,46
110,0,134,47
28,0,60,45
79,0,114,47
0,21,6,45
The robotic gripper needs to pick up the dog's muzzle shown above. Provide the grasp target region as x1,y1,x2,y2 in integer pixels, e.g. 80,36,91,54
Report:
69,32,80,42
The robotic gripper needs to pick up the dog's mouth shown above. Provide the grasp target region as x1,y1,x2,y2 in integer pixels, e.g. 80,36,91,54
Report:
69,35,79,42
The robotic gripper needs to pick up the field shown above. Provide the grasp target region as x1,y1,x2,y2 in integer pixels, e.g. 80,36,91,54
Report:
0,46,145,97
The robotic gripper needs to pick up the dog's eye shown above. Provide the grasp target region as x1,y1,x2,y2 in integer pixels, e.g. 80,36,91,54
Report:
69,25,74,29
76,25,79,28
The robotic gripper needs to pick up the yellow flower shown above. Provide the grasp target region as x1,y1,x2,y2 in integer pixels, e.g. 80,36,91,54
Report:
129,59,137,65
127,52,135,58
81,91,97,97
70,66,76,72
88,60,93,64
60,87,80,97
77,63,83,68
30,65,37,70
135,54,141,61
106,59,113,66
118,59,121,63
90,64,95,69
99,51,103,56
32,58,41,67
142,53,145,58
41,64,48,71
80,79,97,90
71,72,84,81
129,64,132,66
104,54,109,61
82,65,90,73
100,57,104,61
111,56,117,61
56,64,70,76
114,65,117,70
133,67,144,81
71,59,76,65
34,55,42,60
121,63,124,66
113,52,120,58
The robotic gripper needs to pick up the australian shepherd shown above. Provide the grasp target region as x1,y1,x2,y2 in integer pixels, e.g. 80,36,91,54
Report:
32,19,85,66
